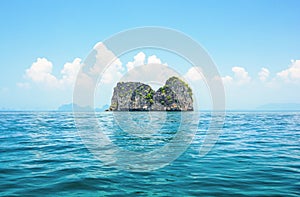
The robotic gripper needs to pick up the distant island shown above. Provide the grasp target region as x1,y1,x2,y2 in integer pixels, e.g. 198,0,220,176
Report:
57,103,109,112
108,76,193,111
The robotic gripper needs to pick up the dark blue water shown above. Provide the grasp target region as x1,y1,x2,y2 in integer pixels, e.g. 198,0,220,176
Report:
0,112,299,196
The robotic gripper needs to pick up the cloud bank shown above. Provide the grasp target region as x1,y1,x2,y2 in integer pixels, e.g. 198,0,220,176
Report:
19,42,300,110
22,57,82,88
277,60,300,83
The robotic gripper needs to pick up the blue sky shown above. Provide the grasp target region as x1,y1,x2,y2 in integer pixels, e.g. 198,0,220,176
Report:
1,0,300,110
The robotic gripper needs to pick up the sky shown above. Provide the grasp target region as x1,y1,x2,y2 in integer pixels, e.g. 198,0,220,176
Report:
0,0,300,110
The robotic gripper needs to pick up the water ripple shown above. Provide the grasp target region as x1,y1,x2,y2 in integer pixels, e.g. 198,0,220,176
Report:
0,111,299,196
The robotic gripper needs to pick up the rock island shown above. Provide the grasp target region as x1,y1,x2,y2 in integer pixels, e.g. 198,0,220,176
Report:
108,76,193,111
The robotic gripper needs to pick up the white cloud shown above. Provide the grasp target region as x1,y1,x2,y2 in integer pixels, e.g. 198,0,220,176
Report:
91,42,124,84
100,59,123,84
90,47,167,85
25,58,58,87
232,66,251,85
147,55,167,66
126,52,146,71
23,57,82,88
93,42,103,50
258,67,270,82
218,66,251,86
221,76,233,84
184,67,203,81
126,52,167,71
90,42,122,75
277,60,300,83
147,55,162,64
22,47,168,96
60,58,82,85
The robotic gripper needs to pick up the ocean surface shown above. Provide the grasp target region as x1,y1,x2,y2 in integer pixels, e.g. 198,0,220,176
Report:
0,111,299,196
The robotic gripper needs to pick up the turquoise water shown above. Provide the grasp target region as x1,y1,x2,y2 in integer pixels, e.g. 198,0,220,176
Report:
0,112,299,196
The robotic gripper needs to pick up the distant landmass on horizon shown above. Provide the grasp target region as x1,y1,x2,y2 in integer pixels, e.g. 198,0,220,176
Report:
1,103,300,112
57,103,109,112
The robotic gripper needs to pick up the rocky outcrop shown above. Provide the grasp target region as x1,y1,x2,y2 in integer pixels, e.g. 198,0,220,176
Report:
109,82,144,111
129,84,155,111
164,76,193,111
108,76,193,111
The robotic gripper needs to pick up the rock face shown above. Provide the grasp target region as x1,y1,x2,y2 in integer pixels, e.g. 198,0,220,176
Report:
108,76,193,111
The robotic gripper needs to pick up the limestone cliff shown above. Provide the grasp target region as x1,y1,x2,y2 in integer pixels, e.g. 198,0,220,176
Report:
108,76,193,111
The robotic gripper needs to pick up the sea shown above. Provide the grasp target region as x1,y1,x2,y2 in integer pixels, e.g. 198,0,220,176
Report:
0,111,299,196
